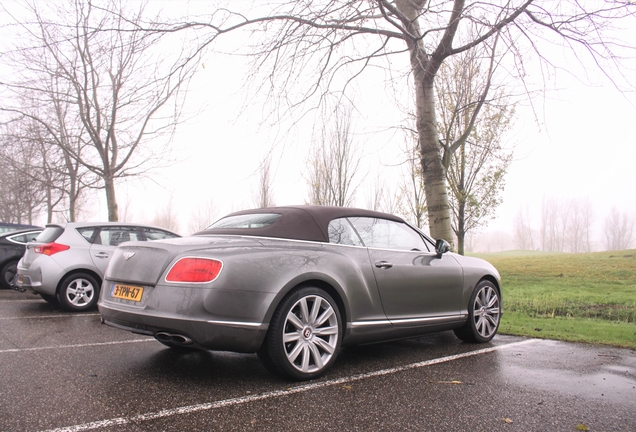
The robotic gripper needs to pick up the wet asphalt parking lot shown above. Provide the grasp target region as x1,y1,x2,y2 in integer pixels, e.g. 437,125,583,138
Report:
1,289,635,432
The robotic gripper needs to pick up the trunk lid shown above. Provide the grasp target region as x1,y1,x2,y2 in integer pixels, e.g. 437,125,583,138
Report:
104,235,261,285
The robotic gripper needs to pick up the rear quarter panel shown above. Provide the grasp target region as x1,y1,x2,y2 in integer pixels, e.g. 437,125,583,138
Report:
192,240,385,325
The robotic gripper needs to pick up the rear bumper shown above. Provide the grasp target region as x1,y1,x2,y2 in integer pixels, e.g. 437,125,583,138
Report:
99,302,269,353
16,258,63,296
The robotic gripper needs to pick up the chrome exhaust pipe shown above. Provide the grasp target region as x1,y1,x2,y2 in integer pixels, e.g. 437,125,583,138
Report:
155,332,193,345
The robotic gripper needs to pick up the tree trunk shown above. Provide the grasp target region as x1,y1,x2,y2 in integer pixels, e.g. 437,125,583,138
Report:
457,143,467,255
46,187,53,224
457,203,466,256
397,0,455,247
105,175,118,222
416,78,454,246
68,180,76,222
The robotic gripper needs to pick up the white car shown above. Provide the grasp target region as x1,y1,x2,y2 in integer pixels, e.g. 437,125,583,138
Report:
16,222,179,311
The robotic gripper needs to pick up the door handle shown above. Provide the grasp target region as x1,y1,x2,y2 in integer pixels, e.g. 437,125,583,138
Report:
375,261,393,269
94,252,110,259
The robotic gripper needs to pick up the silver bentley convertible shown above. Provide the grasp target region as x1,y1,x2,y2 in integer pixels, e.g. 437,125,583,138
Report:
98,206,502,380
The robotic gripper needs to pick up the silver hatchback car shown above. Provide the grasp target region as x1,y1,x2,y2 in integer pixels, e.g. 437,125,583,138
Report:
16,222,179,311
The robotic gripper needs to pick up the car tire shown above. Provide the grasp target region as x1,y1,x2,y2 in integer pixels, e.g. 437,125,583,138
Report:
454,280,501,343
0,260,18,290
57,273,100,312
40,293,59,304
263,287,342,381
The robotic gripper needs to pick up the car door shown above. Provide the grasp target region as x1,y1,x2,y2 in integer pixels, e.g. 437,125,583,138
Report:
88,226,141,277
348,217,464,327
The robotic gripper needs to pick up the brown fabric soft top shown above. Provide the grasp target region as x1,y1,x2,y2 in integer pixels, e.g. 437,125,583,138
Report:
196,205,405,243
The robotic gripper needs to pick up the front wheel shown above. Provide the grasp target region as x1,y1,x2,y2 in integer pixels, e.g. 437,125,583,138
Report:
454,280,501,343
262,287,342,381
57,273,100,312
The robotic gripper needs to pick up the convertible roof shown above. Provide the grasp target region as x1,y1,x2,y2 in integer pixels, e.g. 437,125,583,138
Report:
196,205,405,242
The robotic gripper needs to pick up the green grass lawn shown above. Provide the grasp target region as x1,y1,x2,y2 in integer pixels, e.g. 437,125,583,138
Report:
473,249,636,349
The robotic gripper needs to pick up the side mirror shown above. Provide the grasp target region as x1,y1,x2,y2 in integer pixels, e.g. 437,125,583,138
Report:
435,239,450,258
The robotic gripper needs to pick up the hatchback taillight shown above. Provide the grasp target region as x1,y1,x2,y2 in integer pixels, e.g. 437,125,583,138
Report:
165,257,223,283
33,242,70,256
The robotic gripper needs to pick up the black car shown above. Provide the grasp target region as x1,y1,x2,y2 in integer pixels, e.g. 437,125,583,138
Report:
0,223,41,234
0,228,43,289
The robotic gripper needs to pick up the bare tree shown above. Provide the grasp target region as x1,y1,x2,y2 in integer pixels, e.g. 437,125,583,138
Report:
365,176,386,213
252,156,276,208
566,198,594,253
541,196,568,252
1,0,199,221
118,194,135,223
516,197,595,253
160,0,635,247
397,142,427,229
437,47,514,255
603,207,635,251
366,177,401,215
513,205,536,251
0,141,45,224
188,198,218,234
151,198,180,234
1,92,94,222
306,105,361,207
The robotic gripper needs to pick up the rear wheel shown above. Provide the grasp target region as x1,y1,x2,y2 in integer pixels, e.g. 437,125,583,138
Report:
0,260,18,290
262,287,342,381
57,272,100,312
454,280,501,343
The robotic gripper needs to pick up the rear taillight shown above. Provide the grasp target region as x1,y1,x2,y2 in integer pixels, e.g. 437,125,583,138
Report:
33,242,70,256
165,257,223,283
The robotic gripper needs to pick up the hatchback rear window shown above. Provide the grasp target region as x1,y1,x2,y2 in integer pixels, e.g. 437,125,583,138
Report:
35,226,64,243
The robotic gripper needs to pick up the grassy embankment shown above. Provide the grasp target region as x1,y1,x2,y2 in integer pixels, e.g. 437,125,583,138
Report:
473,250,636,350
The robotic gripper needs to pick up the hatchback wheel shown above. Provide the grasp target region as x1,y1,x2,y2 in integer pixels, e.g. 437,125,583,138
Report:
0,260,18,290
262,287,342,381
57,273,100,312
454,280,501,343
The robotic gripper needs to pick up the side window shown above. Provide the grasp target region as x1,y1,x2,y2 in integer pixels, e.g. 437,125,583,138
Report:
328,218,363,246
142,228,179,241
349,217,429,251
8,234,28,244
11,232,42,244
99,227,141,246
77,227,98,244
25,232,41,242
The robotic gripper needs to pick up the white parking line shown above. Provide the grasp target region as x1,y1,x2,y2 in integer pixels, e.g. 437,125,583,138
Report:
0,299,45,303
0,338,154,354
43,338,538,432
0,313,100,320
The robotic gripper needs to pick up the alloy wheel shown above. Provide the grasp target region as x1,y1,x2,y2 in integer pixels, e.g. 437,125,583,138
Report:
472,285,500,339
282,294,339,374
65,278,95,307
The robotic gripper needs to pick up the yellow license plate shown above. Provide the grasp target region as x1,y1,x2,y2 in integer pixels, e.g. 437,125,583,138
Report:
111,284,144,302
